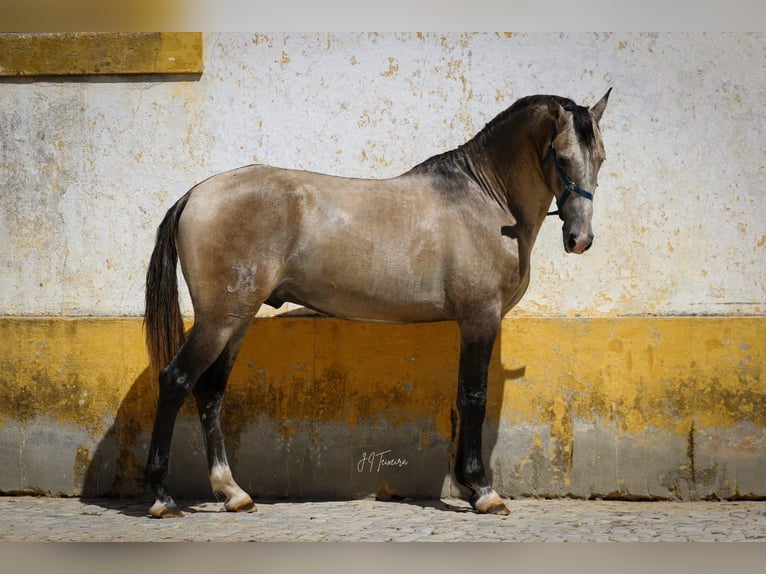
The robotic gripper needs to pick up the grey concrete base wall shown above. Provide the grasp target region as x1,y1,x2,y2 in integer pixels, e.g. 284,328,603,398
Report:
3,414,762,502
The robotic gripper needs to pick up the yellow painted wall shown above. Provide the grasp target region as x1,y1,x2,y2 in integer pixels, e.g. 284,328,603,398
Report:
1,316,763,499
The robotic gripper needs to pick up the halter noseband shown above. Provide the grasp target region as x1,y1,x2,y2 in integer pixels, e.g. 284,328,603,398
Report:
544,124,593,220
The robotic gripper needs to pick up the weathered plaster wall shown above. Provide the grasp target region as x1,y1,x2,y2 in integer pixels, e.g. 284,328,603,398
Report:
1,33,764,501
1,33,764,317
1,317,763,500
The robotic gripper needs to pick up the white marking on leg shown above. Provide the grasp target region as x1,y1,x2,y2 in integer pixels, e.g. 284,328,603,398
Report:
210,462,255,512
474,490,510,515
149,499,184,518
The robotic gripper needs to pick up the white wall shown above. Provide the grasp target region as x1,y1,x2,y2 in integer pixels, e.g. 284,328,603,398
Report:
1,33,763,317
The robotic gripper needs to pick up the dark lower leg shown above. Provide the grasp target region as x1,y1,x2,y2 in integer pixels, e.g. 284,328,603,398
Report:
454,337,492,494
454,328,509,514
145,364,193,517
194,353,229,473
144,328,229,517
192,332,254,512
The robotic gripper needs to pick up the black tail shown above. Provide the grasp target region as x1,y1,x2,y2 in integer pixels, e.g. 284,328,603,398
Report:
144,192,191,377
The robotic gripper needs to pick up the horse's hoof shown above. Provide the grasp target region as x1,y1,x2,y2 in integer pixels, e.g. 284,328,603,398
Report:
473,492,510,515
149,501,185,518
224,494,257,513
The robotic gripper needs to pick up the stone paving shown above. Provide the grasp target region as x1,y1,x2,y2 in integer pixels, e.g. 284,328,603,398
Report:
2,495,766,542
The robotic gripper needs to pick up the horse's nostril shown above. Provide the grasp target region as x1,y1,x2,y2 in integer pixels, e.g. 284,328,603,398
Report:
567,233,578,250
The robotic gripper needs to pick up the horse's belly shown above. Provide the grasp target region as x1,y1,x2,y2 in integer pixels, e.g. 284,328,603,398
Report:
270,270,451,323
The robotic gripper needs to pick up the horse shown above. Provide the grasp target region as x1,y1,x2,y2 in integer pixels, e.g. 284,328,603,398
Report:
143,89,611,518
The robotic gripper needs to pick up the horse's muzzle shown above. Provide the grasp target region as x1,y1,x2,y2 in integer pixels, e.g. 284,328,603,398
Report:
565,230,594,254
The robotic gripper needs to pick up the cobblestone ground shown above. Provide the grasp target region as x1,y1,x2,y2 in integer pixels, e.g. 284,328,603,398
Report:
2,495,766,542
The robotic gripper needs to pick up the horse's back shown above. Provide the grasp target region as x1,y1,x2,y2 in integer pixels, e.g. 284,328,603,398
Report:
177,164,439,261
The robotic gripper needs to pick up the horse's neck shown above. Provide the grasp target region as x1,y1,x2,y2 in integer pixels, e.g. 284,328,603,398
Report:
463,116,553,240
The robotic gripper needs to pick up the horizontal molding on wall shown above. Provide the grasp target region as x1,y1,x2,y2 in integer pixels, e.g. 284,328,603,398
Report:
0,32,203,76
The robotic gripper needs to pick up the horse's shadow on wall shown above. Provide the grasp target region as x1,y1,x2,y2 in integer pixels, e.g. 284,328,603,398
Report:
82,317,516,514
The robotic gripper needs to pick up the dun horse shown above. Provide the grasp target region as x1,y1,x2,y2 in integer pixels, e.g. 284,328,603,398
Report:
144,90,611,517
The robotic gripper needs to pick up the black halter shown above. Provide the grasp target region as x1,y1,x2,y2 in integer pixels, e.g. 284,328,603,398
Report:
544,124,594,220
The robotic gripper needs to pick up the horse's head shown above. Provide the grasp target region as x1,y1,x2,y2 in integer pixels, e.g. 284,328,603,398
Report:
543,89,610,254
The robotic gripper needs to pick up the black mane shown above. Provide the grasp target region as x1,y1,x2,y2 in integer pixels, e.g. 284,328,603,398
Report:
476,94,595,149
409,94,596,180
407,94,595,176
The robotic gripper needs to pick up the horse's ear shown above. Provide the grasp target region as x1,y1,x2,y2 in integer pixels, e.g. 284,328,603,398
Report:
547,97,565,120
591,88,612,124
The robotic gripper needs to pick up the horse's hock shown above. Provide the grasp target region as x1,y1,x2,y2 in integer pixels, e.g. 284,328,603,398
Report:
1,315,763,501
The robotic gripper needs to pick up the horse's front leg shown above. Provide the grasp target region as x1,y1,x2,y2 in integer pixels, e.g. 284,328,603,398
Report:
454,318,510,515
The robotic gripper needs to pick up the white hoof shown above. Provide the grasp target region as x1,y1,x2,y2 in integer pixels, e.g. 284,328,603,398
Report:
223,492,256,513
149,500,185,518
473,491,510,515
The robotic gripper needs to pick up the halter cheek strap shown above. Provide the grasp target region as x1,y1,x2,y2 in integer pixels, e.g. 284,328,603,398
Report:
544,125,593,220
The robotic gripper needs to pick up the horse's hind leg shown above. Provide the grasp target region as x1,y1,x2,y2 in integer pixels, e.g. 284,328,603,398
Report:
145,317,248,518
193,322,254,513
